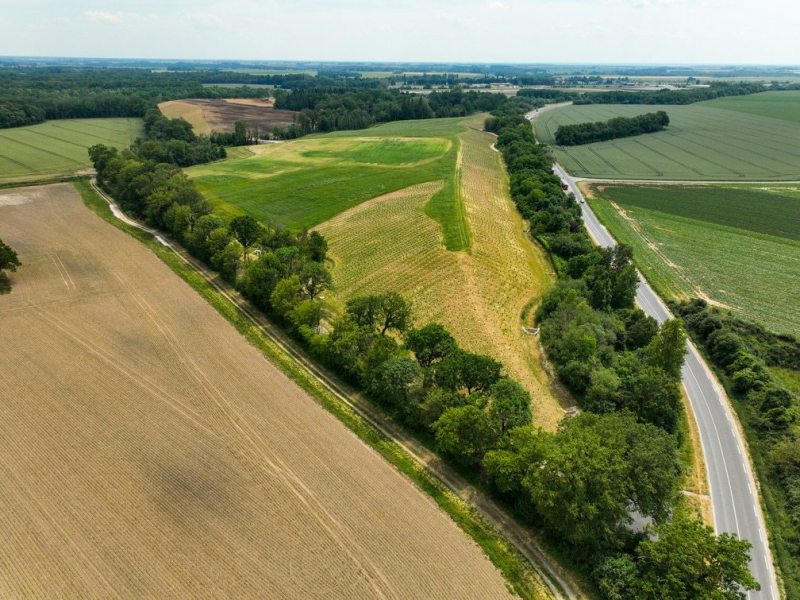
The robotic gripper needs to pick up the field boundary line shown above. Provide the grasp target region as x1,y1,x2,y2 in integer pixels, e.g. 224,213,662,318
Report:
84,179,583,600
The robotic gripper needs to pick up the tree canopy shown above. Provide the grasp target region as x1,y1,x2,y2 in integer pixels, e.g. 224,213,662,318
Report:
0,237,21,293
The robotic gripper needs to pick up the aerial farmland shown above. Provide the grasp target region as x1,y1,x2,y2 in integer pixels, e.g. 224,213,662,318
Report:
1,6,798,596
0,184,516,599
0,118,142,185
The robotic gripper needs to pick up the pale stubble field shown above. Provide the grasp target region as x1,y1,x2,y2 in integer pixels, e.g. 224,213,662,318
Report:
0,184,514,599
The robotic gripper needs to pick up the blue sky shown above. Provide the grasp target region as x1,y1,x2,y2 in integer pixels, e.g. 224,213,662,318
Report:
1,0,797,64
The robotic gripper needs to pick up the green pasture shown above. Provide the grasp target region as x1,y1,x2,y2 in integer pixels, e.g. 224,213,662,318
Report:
188,117,471,250
534,97,800,180
0,118,143,184
587,184,800,336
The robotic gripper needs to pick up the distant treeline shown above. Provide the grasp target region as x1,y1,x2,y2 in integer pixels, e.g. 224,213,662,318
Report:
521,81,800,107
0,67,266,129
675,299,800,596
572,82,768,105
485,108,759,598
387,73,555,87
273,88,512,137
555,111,670,146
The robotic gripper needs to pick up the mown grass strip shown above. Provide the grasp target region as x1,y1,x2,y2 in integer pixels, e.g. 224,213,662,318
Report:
74,178,553,600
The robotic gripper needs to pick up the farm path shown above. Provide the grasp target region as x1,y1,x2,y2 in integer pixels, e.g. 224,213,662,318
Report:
90,180,582,600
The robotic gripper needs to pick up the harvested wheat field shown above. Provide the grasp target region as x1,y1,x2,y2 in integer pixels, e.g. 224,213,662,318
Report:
319,117,571,430
0,184,515,599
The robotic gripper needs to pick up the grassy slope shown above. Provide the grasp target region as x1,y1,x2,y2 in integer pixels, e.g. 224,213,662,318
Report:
188,117,471,250
319,116,568,430
705,90,800,124
0,118,143,184
73,179,554,600
534,99,800,180
585,184,800,336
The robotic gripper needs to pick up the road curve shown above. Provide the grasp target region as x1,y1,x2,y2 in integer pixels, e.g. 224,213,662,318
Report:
547,159,779,600
90,180,580,600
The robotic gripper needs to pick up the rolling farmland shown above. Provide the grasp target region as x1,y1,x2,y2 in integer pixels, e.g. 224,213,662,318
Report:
704,90,800,123
0,183,517,599
319,117,569,429
534,99,800,180
188,118,469,250
585,183,800,336
0,118,142,184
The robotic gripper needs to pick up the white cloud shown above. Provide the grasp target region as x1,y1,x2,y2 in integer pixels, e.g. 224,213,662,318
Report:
487,1,507,8
186,11,225,28
84,10,124,24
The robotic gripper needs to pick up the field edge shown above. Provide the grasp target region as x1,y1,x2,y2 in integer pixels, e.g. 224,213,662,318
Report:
73,178,560,600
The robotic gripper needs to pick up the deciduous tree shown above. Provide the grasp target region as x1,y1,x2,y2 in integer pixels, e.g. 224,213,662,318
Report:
0,237,21,293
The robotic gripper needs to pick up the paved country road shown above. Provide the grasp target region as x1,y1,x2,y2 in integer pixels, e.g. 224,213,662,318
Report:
541,146,780,599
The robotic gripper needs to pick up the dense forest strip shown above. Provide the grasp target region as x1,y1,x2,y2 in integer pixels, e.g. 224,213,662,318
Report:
555,111,669,146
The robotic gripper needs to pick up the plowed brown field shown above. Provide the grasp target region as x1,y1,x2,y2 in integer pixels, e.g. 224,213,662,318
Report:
158,99,296,135
0,184,514,599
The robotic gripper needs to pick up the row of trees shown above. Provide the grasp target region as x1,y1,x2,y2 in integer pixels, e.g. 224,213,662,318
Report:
489,109,759,597
676,299,800,595
572,82,768,105
0,238,20,294
555,111,670,146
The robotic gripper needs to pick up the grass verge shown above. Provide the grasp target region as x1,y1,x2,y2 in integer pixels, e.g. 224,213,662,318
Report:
74,178,553,600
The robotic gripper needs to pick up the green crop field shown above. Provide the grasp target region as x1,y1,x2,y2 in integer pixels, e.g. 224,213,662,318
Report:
534,96,800,180
705,90,800,124
0,118,143,184
188,117,470,250
586,184,800,336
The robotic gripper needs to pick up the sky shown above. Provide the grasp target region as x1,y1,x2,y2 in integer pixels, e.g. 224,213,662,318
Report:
0,0,798,65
